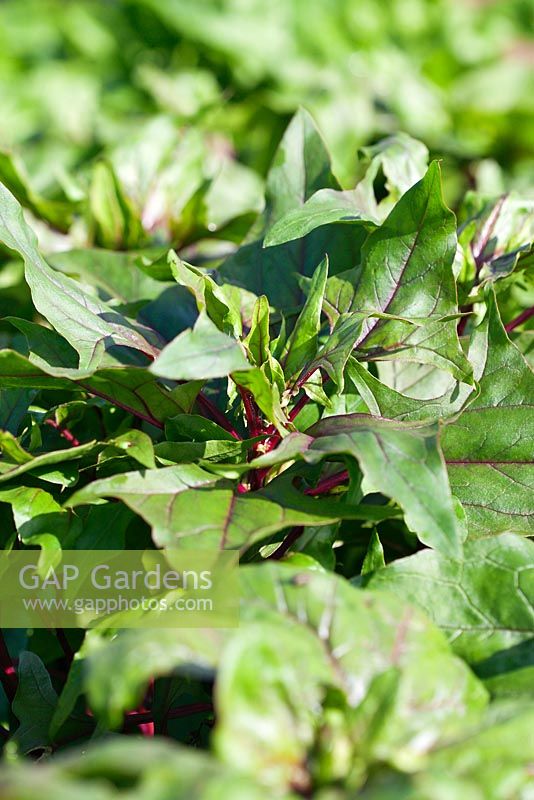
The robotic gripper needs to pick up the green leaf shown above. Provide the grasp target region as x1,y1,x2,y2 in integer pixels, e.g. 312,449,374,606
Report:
150,313,251,380
48,248,170,305
12,652,58,755
232,366,288,434
169,251,242,336
0,486,81,567
242,295,286,395
258,471,400,526
465,192,534,281
0,149,75,231
219,109,357,312
0,387,36,435
99,430,156,470
299,314,363,392
426,704,534,798
308,415,463,558
324,163,472,381
264,108,339,221
264,133,429,247
0,183,161,369
346,357,466,422
264,187,374,247
442,292,534,537
215,564,486,787
80,368,202,427
0,433,100,485
366,534,534,671
155,438,251,465
1,320,202,426
0,738,272,799
356,133,430,216
48,659,88,741
282,257,328,378
88,160,144,249
165,414,237,443
67,464,344,551
214,619,332,792
66,463,221,507
361,531,385,575
243,295,271,367
84,627,227,728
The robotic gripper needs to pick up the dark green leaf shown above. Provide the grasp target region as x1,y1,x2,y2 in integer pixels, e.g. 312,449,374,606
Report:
12,652,58,755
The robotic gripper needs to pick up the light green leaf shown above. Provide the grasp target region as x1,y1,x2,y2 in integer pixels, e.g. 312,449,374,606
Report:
88,160,144,249
232,366,288,434
425,704,534,798
150,313,251,380
0,433,100,485
264,133,428,247
0,737,272,799
347,358,466,422
0,183,161,370
219,109,352,311
243,295,271,367
264,187,373,247
169,251,242,337
99,430,156,470
215,564,486,787
243,295,286,394
361,531,385,575
282,257,328,378
0,486,80,567
0,149,75,231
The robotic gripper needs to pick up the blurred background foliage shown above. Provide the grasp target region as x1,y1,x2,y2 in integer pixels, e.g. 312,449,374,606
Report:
0,0,532,193
0,0,532,332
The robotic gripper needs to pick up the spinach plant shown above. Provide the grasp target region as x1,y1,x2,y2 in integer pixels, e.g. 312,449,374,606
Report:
0,110,532,799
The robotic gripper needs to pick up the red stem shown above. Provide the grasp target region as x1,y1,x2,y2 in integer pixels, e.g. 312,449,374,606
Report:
124,702,213,727
296,366,319,390
45,419,80,447
289,370,330,423
304,469,349,496
79,384,164,430
238,388,261,437
505,306,534,333
457,310,471,337
472,194,507,270
196,393,241,440
238,388,266,489
55,628,75,664
82,382,241,439
267,469,350,559
288,392,311,422
260,370,327,463
268,526,304,560
0,631,17,703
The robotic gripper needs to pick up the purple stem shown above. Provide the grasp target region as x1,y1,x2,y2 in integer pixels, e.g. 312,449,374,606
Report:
505,306,534,333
